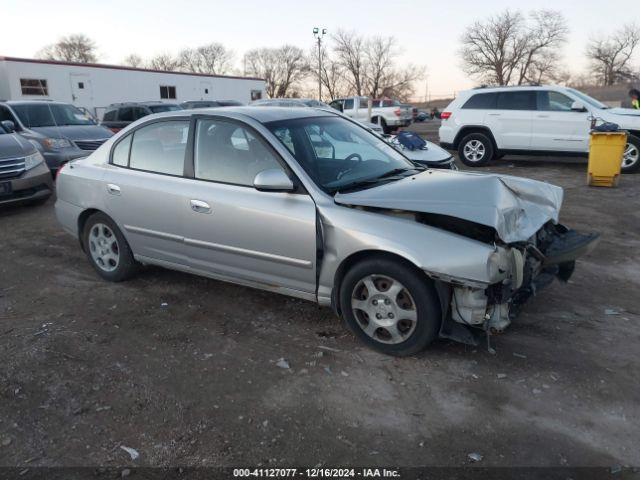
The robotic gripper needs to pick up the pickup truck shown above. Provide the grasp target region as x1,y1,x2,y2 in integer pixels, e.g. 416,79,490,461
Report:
328,96,412,134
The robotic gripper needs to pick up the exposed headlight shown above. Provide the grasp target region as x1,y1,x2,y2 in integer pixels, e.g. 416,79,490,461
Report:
24,151,45,171
40,138,72,150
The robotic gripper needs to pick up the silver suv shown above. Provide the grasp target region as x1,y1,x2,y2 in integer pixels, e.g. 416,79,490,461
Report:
55,107,597,356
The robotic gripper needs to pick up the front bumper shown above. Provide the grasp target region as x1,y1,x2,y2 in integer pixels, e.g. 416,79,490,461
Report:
0,162,54,206
444,223,599,345
43,150,88,170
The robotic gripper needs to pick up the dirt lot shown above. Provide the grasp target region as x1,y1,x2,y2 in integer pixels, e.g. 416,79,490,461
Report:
1,126,639,472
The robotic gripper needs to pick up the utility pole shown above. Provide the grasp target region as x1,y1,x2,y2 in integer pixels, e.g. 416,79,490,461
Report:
313,27,327,102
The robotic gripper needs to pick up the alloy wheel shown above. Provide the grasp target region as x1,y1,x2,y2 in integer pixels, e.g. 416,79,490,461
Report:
88,223,120,272
623,142,639,169
463,140,486,163
350,274,417,344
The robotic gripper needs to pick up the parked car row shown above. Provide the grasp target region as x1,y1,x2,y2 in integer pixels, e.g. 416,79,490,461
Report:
54,105,598,356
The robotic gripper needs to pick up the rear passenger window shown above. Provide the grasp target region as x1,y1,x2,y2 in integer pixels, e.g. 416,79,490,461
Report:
103,110,117,121
112,135,132,166
129,121,189,175
194,119,282,186
496,91,535,110
344,99,354,110
118,107,134,122
462,93,497,109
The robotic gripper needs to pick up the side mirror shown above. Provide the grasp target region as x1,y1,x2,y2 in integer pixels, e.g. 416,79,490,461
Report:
571,101,587,112
1,120,15,133
253,168,295,192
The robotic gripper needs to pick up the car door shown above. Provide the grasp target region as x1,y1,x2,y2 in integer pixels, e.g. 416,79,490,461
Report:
104,118,193,266
485,91,535,150
182,117,317,295
531,90,590,152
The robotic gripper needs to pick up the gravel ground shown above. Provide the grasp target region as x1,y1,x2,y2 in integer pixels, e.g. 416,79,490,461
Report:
1,126,639,471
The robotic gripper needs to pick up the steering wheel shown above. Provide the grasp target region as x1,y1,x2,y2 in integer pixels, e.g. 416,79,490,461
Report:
337,153,363,180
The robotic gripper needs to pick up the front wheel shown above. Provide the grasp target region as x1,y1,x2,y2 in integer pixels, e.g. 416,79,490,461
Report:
458,133,494,167
339,257,441,356
622,135,640,173
82,212,139,282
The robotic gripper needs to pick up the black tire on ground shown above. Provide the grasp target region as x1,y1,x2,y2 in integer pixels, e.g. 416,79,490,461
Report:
457,132,494,167
380,118,391,135
621,134,640,173
339,256,441,356
82,212,139,282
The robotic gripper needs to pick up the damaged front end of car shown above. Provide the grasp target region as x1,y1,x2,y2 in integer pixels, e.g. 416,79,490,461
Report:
441,221,599,346
333,170,600,346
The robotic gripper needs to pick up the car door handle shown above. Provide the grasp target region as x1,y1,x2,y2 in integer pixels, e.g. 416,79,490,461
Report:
487,113,501,116
107,184,121,195
190,199,212,214
537,114,550,118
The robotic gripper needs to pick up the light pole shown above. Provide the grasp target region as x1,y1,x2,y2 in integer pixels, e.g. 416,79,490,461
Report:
313,27,327,101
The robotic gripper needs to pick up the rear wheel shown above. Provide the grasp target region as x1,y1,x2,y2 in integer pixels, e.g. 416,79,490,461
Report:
622,135,640,173
339,257,441,356
458,133,494,167
82,212,139,282
380,118,391,135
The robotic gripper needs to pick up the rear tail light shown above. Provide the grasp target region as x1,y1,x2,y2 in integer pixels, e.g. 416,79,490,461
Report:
394,108,401,116
441,111,452,120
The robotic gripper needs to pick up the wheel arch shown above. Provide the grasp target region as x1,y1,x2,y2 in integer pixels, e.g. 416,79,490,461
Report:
453,126,498,150
330,249,438,317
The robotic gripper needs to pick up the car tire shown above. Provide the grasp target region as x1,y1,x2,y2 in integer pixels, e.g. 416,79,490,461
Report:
339,257,441,356
622,135,640,173
82,212,139,282
458,133,494,167
380,118,390,135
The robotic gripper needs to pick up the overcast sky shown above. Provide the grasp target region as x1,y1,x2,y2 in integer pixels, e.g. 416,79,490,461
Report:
2,0,636,99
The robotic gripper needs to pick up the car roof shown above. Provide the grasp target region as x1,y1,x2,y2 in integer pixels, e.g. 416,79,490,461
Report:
462,85,566,94
4,100,70,106
107,101,176,108
162,105,336,123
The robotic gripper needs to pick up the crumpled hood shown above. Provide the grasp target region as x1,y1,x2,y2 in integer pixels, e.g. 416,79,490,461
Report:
334,169,564,243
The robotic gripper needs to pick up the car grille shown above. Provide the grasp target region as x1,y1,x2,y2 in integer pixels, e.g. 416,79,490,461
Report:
0,156,26,179
74,139,108,151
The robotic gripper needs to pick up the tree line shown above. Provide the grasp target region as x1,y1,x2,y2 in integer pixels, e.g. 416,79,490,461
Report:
34,15,640,103
35,32,423,101
460,9,639,87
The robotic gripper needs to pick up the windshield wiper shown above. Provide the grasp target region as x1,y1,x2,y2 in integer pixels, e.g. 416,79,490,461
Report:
332,167,421,193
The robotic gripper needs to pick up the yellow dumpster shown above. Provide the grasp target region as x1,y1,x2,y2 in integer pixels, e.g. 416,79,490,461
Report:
588,131,626,187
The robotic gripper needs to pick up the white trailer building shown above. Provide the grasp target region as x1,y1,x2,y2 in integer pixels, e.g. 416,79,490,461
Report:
0,56,266,118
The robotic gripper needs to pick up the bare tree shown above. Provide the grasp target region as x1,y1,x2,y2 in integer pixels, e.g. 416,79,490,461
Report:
243,46,309,98
330,30,423,99
310,46,347,101
37,34,98,63
178,43,234,75
460,9,567,85
587,24,640,86
148,53,181,71
122,54,144,68
332,30,368,96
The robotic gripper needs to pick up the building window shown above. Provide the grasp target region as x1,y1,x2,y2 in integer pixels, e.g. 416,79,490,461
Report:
20,79,48,96
204,88,209,94
251,90,262,101
160,85,177,99
78,82,84,89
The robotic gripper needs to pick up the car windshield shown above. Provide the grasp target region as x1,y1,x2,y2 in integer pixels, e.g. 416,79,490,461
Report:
266,116,419,193
12,103,96,127
567,88,608,110
149,105,182,113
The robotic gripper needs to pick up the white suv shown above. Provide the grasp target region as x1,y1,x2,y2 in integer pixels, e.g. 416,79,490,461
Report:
439,85,640,173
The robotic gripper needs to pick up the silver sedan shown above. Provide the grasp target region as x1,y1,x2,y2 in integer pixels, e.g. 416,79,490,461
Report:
55,107,598,356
